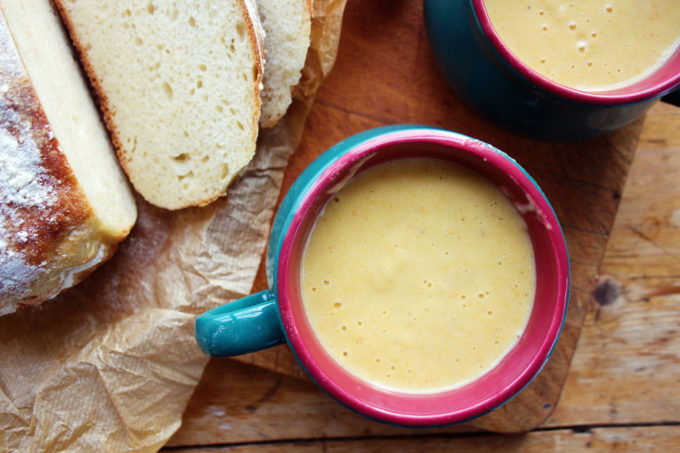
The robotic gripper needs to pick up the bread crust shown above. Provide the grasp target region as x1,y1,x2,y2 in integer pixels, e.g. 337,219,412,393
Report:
52,1,127,173
54,0,265,209
257,0,312,128
0,9,120,314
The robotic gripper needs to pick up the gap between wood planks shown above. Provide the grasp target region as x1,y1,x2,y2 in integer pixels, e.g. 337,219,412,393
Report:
162,421,680,451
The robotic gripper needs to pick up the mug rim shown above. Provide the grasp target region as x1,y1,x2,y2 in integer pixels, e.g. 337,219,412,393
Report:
471,0,680,105
276,128,570,426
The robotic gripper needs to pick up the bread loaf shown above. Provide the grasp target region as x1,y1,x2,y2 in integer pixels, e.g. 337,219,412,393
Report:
0,0,137,315
257,0,312,128
54,0,265,210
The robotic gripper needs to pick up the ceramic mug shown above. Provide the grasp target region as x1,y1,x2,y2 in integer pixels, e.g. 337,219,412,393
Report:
195,126,570,426
424,0,680,141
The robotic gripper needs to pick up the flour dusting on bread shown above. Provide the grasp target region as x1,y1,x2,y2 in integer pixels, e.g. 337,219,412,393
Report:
0,104,54,303
0,0,137,315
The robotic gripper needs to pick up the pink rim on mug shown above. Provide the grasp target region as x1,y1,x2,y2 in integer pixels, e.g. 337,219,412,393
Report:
275,129,570,426
472,0,680,105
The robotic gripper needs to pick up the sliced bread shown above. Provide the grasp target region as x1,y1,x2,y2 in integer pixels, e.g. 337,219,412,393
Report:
0,0,137,315
54,0,265,210
256,0,312,128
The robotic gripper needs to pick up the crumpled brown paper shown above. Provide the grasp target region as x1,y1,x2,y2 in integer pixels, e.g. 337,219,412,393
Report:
0,1,347,451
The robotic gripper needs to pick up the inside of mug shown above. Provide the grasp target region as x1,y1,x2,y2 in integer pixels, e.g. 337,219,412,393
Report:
606,47,680,96
277,136,569,425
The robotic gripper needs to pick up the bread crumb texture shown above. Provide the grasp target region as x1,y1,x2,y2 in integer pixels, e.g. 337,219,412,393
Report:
56,0,263,209
257,0,311,128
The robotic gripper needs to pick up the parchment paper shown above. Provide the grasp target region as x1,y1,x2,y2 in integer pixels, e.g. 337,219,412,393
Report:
0,1,347,451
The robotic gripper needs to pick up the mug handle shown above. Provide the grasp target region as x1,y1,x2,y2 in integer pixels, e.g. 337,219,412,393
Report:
195,290,286,356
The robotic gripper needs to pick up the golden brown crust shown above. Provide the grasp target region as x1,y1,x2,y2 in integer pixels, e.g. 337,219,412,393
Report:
2,88,89,261
0,18,90,254
3,116,93,272
0,9,115,313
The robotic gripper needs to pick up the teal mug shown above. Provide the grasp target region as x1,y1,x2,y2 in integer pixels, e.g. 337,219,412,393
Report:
195,126,570,426
424,0,680,141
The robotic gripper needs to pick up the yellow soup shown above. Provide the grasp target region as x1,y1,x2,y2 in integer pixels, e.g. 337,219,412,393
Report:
484,0,680,91
300,158,536,393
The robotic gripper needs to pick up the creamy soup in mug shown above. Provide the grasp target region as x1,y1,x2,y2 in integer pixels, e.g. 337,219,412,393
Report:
483,0,680,91
300,158,536,393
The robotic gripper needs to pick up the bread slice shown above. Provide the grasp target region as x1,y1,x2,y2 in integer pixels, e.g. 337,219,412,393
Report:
256,0,312,128
0,0,137,315
54,0,265,210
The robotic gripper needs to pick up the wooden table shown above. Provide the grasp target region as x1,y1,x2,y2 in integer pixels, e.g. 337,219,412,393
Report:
164,1,680,450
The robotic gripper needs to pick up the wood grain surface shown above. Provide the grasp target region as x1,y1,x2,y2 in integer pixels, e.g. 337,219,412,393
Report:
546,101,680,428
172,426,680,452
165,0,680,450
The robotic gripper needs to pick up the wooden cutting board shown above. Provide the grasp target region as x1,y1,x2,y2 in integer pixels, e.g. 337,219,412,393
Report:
175,0,645,438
